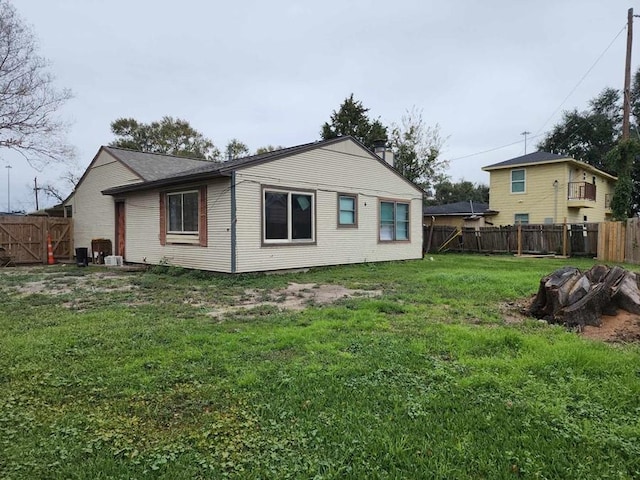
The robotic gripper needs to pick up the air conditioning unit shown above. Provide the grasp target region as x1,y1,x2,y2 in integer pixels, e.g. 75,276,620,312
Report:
105,255,123,266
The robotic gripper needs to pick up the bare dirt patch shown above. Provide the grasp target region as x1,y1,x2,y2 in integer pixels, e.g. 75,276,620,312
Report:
582,311,640,343
206,283,382,319
500,296,640,343
1,267,382,317
10,271,137,296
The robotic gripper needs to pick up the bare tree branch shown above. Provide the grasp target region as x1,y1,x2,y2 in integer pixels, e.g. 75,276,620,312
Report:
0,1,74,168
390,107,449,193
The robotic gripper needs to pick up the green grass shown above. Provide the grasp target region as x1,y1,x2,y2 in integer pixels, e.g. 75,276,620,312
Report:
1,255,640,479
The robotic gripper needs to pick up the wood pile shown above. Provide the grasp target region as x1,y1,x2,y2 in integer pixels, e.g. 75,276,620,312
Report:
530,265,640,328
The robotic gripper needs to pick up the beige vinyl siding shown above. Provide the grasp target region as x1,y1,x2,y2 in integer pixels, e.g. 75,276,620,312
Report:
124,179,232,272
568,167,616,223
234,141,423,273
71,151,143,251
488,162,615,225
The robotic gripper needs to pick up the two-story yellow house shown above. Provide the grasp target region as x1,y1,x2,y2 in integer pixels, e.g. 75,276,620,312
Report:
482,152,617,225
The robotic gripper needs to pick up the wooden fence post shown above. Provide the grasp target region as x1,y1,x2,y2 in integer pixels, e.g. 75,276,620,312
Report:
562,218,568,257
517,223,522,256
40,217,47,265
425,216,435,254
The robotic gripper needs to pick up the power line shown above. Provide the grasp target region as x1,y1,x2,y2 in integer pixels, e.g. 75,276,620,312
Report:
448,24,626,165
448,137,533,162
535,23,626,135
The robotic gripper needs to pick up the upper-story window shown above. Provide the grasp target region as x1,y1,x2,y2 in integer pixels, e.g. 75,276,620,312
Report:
511,169,525,193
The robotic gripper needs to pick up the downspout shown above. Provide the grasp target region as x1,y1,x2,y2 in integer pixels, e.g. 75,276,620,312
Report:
230,171,237,273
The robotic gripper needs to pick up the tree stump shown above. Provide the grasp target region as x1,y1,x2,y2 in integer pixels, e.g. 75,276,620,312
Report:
529,265,640,328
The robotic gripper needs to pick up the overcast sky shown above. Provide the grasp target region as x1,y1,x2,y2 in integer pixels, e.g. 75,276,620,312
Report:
1,0,636,211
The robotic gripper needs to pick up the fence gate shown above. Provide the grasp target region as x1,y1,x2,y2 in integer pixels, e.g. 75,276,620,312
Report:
0,216,73,264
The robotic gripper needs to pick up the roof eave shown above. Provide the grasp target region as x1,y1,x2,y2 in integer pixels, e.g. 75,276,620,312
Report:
482,158,618,181
423,212,478,216
482,157,570,171
102,170,229,195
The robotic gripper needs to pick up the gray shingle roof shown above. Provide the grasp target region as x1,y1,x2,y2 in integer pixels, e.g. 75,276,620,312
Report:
104,146,213,181
423,201,491,215
483,151,569,170
161,139,328,179
103,136,419,196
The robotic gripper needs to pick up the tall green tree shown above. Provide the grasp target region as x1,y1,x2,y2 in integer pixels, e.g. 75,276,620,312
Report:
225,138,249,160
320,94,387,148
606,139,640,219
389,108,448,193
255,145,284,154
429,180,489,205
110,116,220,161
537,71,640,217
537,88,621,172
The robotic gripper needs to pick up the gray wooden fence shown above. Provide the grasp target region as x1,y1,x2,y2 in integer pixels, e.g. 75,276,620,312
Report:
425,223,598,257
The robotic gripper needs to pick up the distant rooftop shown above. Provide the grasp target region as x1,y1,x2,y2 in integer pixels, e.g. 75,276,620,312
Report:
482,151,569,170
423,201,493,216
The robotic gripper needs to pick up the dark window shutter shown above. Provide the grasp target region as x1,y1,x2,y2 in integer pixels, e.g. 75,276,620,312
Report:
159,192,166,246
199,186,208,247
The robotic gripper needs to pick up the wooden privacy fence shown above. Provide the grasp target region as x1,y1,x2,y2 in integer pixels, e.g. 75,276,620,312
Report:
598,221,625,263
425,223,599,257
624,218,640,264
0,216,73,264
596,219,640,264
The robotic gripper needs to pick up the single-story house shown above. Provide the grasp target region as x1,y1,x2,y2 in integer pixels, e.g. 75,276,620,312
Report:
423,201,497,228
65,136,424,273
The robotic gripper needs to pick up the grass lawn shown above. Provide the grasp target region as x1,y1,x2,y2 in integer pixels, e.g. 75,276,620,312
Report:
1,254,640,479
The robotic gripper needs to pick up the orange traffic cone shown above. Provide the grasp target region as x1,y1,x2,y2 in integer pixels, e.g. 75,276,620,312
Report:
47,233,55,265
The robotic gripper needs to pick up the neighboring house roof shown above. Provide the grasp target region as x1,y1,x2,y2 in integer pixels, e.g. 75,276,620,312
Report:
104,146,212,182
482,151,617,181
482,151,569,169
423,201,496,216
102,136,422,196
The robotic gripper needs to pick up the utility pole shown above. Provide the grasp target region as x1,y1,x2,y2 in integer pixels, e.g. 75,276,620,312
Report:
622,7,634,140
34,177,39,211
5,165,10,213
521,131,531,154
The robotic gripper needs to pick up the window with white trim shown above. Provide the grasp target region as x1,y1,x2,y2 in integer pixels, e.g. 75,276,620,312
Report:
338,194,357,227
514,213,529,225
168,191,199,233
511,169,525,193
379,200,410,241
263,188,315,243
